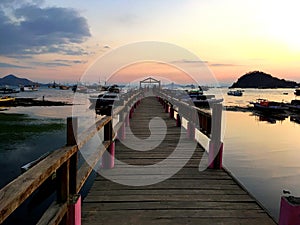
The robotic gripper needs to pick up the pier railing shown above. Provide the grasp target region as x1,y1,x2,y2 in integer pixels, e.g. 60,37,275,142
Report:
0,89,142,225
156,89,223,169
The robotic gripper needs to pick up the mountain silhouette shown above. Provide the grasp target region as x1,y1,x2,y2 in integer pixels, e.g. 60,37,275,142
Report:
0,74,35,86
230,71,299,88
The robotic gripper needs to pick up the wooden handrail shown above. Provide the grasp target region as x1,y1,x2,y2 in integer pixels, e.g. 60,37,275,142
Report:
0,145,77,224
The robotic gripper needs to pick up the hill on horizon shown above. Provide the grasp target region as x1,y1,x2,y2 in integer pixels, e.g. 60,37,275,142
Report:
0,74,36,86
230,71,299,88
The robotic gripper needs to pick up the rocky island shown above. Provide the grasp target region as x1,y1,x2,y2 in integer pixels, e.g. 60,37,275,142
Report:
230,71,299,88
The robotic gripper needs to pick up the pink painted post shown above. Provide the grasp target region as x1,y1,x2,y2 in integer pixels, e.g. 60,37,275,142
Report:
279,196,300,225
109,141,115,168
176,114,181,127
101,142,115,169
208,141,223,169
68,195,81,225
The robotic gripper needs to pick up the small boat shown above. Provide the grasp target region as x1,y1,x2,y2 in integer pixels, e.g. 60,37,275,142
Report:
0,96,15,106
250,99,288,112
59,85,70,90
181,88,222,108
0,87,20,94
295,88,300,96
288,100,300,111
48,81,58,88
95,92,124,115
20,85,38,92
227,90,243,96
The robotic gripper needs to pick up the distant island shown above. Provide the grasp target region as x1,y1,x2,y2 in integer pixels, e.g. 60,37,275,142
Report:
0,74,36,86
230,71,299,88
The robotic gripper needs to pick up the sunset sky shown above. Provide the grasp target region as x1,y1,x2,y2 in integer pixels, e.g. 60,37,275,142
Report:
0,0,300,85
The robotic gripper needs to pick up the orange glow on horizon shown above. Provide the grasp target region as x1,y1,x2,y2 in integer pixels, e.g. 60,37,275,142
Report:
106,62,197,84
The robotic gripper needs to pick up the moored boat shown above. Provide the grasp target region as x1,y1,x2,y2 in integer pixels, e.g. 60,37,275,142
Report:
20,85,38,92
227,90,243,96
59,85,70,90
0,87,20,94
0,96,15,106
250,98,288,112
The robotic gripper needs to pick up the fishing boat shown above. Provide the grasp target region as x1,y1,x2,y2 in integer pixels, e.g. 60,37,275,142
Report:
185,87,222,107
59,85,70,90
0,96,15,106
0,87,20,94
295,88,300,96
95,92,124,115
227,90,243,96
250,99,288,112
20,85,38,92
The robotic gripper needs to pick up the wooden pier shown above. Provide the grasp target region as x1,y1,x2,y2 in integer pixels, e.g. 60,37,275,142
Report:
0,87,279,225
82,96,276,225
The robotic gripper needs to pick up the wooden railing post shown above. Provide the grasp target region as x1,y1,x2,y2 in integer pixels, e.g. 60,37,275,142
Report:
66,117,81,225
169,104,174,119
67,117,78,195
102,119,114,169
176,114,181,127
208,103,223,169
165,102,169,113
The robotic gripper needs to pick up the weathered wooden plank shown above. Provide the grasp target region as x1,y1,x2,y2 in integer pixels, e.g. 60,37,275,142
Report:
81,201,260,210
82,216,274,225
82,209,271,219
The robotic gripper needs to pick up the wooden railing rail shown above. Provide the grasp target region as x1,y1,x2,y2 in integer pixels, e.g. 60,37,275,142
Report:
0,89,142,225
156,89,223,170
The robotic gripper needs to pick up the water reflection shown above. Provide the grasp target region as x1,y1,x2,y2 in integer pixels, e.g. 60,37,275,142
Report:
290,116,300,125
223,111,300,222
252,112,288,124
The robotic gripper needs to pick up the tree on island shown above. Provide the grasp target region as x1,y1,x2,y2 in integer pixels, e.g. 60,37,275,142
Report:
230,71,299,88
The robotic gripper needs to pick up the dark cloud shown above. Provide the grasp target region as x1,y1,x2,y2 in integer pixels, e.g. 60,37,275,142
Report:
0,3,91,56
0,62,32,69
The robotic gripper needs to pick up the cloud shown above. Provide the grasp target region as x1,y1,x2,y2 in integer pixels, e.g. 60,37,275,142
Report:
0,3,91,56
54,59,88,64
30,59,88,67
170,59,208,64
209,63,241,67
0,62,32,69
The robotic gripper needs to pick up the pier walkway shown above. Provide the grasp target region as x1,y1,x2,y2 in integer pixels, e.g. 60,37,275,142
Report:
82,96,276,225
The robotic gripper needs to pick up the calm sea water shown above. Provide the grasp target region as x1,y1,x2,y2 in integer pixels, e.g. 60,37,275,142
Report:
1,87,300,222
